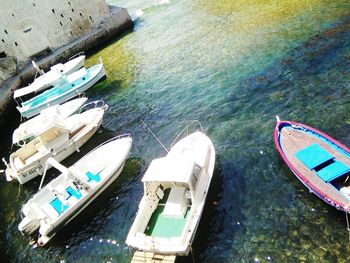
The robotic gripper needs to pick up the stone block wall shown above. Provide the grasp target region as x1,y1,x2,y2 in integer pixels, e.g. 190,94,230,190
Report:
0,0,110,62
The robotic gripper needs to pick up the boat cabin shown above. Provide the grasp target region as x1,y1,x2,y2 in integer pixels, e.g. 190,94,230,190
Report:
136,155,203,240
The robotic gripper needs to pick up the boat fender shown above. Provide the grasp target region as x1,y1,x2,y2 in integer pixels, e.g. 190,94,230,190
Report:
73,143,80,153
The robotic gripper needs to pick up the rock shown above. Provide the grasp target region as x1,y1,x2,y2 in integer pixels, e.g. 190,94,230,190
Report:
0,56,17,86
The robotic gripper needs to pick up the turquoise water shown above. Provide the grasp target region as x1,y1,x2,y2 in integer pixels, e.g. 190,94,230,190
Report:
1,0,350,262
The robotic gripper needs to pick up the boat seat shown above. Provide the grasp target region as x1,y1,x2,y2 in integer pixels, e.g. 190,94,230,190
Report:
49,186,82,215
316,160,350,183
163,187,187,218
295,143,334,170
50,197,69,215
86,171,101,183
156,187,164,200
66,186,82,200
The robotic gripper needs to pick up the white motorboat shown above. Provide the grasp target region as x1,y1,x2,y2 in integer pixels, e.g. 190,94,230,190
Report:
3,103,107,184
12,97,88,146
13,53,86,99
126,124,215,256
18,134,132,246
16,63,106,119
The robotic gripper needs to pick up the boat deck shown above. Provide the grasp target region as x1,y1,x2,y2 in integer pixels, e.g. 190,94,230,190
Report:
280,126,350,206
144,205,190,238
144,187,191,238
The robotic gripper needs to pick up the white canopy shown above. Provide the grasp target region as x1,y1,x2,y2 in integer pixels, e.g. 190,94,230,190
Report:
141,156,194,184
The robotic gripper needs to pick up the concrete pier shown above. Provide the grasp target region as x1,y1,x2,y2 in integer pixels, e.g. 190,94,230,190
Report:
0,5,133,118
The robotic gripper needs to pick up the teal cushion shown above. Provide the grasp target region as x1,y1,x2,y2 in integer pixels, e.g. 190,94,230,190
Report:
50,197,69,215
66,186,82,199
316,160,350,182
86,171,101,183
295,143,333,169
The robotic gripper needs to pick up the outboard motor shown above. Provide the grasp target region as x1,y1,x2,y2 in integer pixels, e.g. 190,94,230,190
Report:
18,216,40,236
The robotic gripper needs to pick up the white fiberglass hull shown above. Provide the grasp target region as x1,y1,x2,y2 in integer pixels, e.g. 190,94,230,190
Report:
12,97,88,146
17,64,106,119
5,107,106,184
126,131,216,256
13,55,86,99
18,135,132,246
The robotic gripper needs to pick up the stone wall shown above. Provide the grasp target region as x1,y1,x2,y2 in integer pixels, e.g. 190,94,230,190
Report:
0,0,110,62
0,57,17,84
0,6,133,117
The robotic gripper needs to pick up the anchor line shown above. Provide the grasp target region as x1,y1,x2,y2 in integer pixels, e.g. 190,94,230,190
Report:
141,120,168,153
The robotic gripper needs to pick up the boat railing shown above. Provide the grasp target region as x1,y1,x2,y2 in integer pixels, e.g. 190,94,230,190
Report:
78,100,108,113
79,134,131,162
69,51,85,61
170,120,205,149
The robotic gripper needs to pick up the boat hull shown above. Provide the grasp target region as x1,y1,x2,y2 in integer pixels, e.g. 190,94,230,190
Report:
6,108,105,184
126,131,216,256
17,64,106,119
38,162,126,245
12,97,88,146
18,135,132,246
13,55,86,99
274,119,350,213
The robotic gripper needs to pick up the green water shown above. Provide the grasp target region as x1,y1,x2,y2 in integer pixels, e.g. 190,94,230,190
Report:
1,0,350,262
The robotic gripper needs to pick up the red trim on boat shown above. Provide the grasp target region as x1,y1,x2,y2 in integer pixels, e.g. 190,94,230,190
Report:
274,119,350,211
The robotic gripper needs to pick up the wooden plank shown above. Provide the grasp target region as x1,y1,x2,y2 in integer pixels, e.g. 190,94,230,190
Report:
131,251,176,263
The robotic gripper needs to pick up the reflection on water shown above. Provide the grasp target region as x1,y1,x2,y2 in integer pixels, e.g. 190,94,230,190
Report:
1,0,350,262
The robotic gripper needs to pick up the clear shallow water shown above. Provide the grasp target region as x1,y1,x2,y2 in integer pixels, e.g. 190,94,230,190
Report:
1,0,350,262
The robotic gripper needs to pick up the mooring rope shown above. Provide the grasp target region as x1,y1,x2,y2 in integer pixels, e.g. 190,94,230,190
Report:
141,120,168,153
346,205,350,243
190,246,196,263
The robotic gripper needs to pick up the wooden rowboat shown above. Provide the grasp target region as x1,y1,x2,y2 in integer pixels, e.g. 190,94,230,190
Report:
274,116,350,212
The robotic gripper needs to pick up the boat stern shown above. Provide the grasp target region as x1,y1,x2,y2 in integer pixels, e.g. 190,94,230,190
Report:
127,233,191,256
18,204,40,236
18,215,40,236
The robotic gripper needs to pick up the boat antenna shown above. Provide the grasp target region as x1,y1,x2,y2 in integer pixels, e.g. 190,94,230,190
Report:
141,120,168,153
39,161,50,190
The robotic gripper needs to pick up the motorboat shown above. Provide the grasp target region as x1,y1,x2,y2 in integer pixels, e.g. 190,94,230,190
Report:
126,123,215,256
17,63,106,119
18,134,132,246
13,53,86,99
3,103,108,184
12,97,88,146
